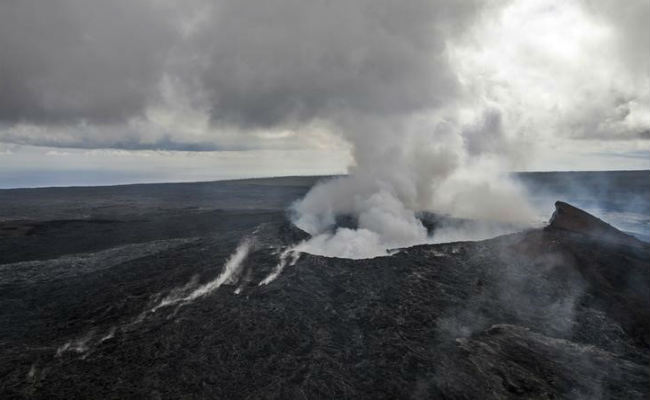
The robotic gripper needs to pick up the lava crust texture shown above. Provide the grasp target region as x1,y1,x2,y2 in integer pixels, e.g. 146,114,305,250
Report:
0,179,648,399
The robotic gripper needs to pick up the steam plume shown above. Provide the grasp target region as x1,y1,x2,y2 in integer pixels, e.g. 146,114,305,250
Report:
291,107,537,259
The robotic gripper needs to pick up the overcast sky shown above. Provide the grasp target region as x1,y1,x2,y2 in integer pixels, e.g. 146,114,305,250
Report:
0,0,648,187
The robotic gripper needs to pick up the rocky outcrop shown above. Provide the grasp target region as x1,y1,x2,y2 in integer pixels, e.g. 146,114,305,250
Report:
548,201,642,246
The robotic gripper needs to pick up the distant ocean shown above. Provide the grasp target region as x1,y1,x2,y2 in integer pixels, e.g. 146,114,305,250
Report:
516,170,649,241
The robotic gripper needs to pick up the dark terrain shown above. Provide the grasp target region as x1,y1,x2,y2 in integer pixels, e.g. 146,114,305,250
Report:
0,172,648,399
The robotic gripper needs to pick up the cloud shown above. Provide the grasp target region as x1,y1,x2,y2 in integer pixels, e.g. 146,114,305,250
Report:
0,0,487,151
450,0,650,144
0,0,177,125
0,0,647,153
176,0,479,128
0,3,646,144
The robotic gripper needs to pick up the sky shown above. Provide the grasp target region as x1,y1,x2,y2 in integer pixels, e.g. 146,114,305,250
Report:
0,0,648,188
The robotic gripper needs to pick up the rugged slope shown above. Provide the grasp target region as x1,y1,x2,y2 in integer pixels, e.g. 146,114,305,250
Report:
0,202,648,399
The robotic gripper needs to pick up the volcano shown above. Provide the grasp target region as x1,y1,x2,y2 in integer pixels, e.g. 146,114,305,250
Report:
0,177,648,399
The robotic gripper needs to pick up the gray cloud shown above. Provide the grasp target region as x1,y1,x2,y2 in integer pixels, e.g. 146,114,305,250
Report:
0,0,176,124
0,0,648,152
181,0,476,128
583,0,649,77
0,0,482,148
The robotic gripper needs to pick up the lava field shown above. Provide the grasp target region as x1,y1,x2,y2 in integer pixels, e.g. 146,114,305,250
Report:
0,174,648,399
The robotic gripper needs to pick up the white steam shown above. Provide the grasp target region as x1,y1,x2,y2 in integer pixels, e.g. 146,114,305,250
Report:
259,248,301,285
152,239,251,311
292,118,538,259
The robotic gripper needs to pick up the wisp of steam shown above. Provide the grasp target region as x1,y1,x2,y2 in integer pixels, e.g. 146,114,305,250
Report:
152,239,251,311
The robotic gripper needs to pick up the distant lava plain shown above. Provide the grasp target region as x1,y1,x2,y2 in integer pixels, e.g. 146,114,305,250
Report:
0,173,648,399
